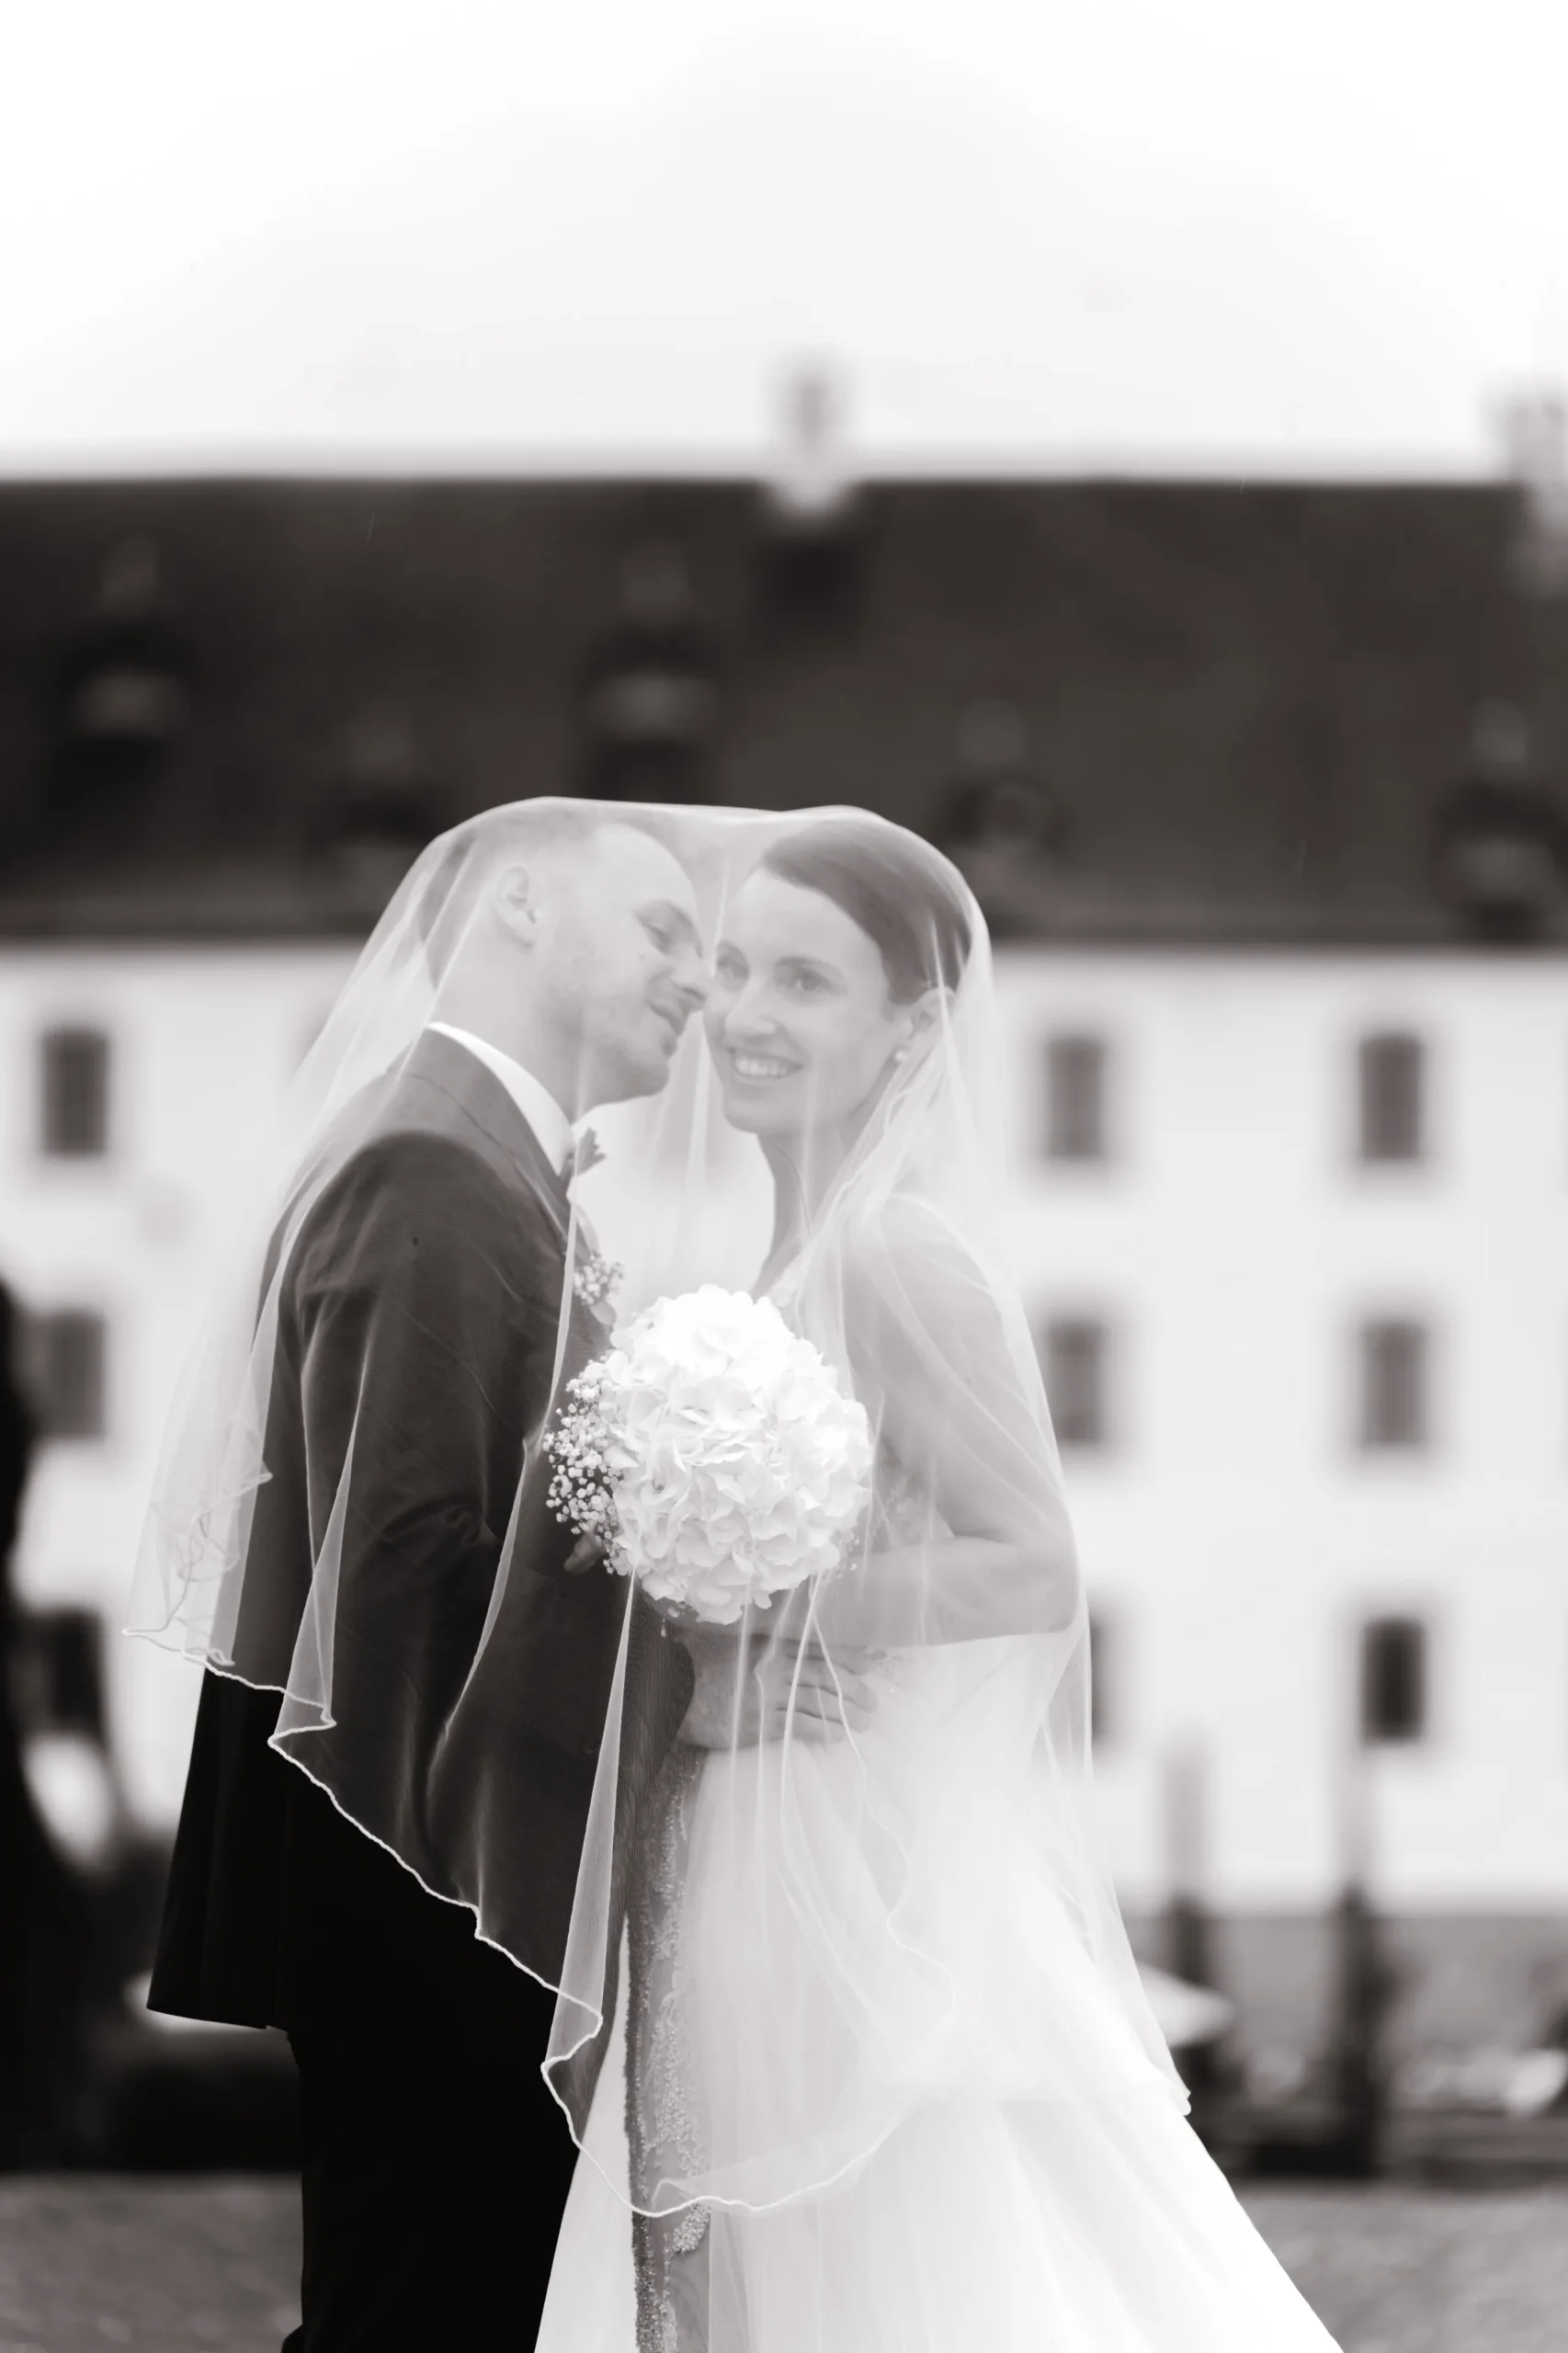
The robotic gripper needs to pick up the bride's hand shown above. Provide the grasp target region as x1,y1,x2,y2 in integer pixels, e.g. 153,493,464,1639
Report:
677,1620,878,1751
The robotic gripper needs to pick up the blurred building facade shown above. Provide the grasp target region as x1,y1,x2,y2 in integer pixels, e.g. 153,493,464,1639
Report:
1002,948,1568,2081
2,458,1566,2101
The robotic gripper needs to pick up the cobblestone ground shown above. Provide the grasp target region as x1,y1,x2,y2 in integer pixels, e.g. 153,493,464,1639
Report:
1243,2184,1568,2353
2,2177,1567,2350
0,2182,299,2353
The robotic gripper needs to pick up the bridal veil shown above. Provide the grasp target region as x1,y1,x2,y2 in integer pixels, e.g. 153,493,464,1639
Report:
128,797,1185,2232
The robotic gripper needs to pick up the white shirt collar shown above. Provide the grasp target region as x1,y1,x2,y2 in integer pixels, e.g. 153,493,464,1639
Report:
426,1022,574,1176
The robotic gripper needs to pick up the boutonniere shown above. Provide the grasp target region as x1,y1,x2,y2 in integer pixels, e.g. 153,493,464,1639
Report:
573,1239,622,1317
565,1125,605,1181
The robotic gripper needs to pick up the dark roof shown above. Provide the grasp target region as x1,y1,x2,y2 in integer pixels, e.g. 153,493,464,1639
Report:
1,474,1564,946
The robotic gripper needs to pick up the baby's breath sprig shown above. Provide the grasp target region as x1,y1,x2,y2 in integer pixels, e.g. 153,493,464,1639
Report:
573,1245,623,1313
541,1364,625,1563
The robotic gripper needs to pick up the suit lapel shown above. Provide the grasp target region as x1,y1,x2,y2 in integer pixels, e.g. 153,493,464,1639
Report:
397,1032,616,1362
402,1029,572,1246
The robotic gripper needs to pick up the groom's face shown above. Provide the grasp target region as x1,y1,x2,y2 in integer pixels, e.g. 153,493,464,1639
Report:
543,824,708,1105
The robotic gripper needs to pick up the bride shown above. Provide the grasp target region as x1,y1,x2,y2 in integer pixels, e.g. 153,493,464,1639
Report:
538,814,1340,2352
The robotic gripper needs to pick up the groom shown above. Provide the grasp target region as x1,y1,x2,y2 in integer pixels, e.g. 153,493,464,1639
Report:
151,810,722,2349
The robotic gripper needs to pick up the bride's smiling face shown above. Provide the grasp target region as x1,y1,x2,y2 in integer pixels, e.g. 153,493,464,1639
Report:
706,869,916,1138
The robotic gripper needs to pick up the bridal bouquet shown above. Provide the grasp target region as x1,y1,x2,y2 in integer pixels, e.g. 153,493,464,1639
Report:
544,1284,872,1626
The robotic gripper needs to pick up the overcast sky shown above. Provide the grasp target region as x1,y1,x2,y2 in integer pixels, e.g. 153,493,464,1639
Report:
4,0,1566,475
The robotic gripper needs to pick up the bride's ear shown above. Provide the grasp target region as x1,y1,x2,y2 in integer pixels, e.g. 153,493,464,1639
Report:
897,986,951,1058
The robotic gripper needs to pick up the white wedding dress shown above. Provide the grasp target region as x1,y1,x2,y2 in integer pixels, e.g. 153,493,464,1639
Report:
536,1485,1340,2352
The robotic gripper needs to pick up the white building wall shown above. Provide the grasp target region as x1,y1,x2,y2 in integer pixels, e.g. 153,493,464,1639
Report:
0,945,356,1824
2,940,1564,1929
996,949,1568,1917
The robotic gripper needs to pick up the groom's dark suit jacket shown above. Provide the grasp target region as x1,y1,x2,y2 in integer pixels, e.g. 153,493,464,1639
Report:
150,1029,692,2103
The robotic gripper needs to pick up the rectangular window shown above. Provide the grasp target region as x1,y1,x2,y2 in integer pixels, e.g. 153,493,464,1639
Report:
1043,1034,1108,1163
1358,1032,1425,1164
1357,1318,1429,1449
14,1607,107,1740
1360,1616,1427,1744
31,1310,107,1440
40,1027,110,1157
1042,1316,1110,1449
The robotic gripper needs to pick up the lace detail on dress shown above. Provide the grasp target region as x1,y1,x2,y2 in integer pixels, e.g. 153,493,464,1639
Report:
627,1738,710,2352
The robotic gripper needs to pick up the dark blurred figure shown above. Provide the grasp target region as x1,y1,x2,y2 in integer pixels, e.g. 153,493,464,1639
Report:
0,1280,90,2166
1326,1880,1395,2178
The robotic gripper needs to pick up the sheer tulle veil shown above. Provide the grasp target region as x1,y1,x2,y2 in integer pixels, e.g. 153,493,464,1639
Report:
127,796,1185,2232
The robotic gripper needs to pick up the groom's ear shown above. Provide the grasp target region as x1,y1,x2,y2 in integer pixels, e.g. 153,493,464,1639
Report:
492,861,540,945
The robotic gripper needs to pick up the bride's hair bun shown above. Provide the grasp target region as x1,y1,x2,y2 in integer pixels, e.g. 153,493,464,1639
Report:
760,818,972,1004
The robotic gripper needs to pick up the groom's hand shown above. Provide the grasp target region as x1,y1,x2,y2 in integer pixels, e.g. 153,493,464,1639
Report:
677,1627,877,1750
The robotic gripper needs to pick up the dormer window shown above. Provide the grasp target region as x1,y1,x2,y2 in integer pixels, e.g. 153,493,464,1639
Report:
579,544,721,802
62,538,190,749
1433,703,1565,941
937,703,1063,938
51,537,192,851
